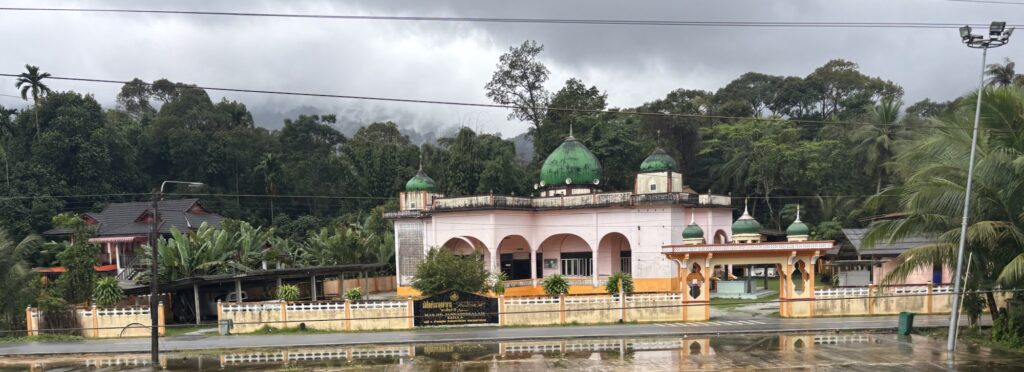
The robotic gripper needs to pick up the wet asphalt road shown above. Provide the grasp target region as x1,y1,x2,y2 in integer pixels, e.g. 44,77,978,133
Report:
0,314,976,356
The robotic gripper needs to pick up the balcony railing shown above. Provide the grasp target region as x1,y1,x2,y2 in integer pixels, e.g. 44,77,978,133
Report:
421,191,729,213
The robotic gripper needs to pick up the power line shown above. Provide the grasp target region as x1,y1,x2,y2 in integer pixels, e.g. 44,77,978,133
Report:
0,7,1017,29
0,73,1011,133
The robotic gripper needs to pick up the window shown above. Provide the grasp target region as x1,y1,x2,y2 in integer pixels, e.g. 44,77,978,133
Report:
410,202,417,209
649,184,657,191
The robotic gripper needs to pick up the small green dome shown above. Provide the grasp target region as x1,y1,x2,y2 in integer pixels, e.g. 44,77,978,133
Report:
405,167,436,192
640,148,677,172
683,222,705,239
731,209,762,235
786,220,810,237
539,136,603,187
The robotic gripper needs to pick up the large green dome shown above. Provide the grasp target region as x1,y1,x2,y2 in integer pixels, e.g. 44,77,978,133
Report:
539,136,603,187
405,167,436,192
640,148,677,172
732,209,762,235
683,222,705,239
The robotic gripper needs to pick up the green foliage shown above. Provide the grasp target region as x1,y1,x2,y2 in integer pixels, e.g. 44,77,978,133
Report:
344,287,362,301
54,239,99,305
138,221,273,283
411,248,488,296
0,230,41,333
485,40,550,129
92,277,124,307
542,274,570,296
276,284,300,302
491,272,507,296
605,272,634,294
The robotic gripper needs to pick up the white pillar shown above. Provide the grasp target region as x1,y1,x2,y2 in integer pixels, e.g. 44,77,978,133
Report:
530,249,538,286
193,283,201,325
114,243,122,274
592,247,599,287
234,279,242,303
310,275,317,301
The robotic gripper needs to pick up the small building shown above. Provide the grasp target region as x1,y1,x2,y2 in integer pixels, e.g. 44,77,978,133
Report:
837,228,950,286
41,199,224,282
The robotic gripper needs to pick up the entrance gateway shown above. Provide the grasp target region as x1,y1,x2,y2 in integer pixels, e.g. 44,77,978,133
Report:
413,290,498,326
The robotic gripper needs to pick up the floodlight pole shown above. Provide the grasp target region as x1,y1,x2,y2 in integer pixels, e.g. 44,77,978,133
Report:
150,180,204,365
948,21,1011,353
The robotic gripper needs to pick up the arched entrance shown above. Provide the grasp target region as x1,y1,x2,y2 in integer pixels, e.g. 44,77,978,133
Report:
537,234,592,280
597,232,631,277
497,235,533,280
440,236,491,273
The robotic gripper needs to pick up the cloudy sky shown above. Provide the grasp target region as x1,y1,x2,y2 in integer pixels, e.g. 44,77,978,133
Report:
0,0,1021,138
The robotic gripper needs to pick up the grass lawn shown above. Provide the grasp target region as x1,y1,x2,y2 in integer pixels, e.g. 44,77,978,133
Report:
0,334,83,344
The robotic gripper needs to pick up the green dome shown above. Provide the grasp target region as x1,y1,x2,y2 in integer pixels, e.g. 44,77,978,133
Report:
683,222,705,239
731,209,762,235
405,167,436,192
786,220,810,237
640,148,677,172
539,136,603,187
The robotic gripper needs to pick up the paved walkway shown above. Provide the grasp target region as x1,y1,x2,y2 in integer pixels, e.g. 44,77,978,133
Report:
0,314,973,356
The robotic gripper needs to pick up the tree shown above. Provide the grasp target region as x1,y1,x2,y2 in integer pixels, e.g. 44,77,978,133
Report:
0,230,41,333
485,40,550,132
804,59,903,120
411,248,488,296
713,72,784,117
605,272,634,294
15,64,52,136
864,86,1024,321
53,240,99,305
256,153,282,223
276,284,300,301
986,58,1016,87
116,78,156,118
851,99,904,193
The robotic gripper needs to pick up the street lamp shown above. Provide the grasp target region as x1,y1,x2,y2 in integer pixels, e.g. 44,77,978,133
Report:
150,180,204,365
948,21,1013,353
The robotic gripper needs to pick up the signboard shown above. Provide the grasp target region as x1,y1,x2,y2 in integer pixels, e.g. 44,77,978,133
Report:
414,290,498,326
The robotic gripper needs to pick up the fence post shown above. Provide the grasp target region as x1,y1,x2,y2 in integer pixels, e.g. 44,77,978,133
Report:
619,287,625,323
281,301,288,329
867,285,875,316
559,294,566,325
344,299,352,331
92,305,100,338
25,307,33,337
217,300,223,324
498,295,505,326
407,298,414,329
926,282,934,314
158,302,165,336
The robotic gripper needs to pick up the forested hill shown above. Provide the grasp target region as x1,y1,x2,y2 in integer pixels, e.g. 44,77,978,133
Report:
3,51,1005,241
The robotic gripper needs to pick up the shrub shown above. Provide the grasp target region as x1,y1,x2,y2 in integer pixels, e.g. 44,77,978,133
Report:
412,248,488,296
344,287,362,301
542,274,569,296
92,277,124,307
604,272,634,295
491,272,507,296
276,284,300,301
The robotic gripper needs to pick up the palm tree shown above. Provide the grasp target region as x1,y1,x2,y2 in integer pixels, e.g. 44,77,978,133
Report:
985,58,1016,87
14,65,52,136
255,153,281,224
863,86,1024,320
852,99,903,193
0,230,41,332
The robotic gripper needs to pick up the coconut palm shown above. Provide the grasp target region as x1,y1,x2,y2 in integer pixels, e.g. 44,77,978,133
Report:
852,99,903,193
14,64,52,136
863,86,1024,320
985,58,1016,87
0,230,41,332
255,153,281,223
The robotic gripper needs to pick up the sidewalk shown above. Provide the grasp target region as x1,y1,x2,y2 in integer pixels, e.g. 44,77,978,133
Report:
0,314,969,356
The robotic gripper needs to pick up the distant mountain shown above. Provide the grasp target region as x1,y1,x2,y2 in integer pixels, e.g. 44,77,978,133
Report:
511,132,534,162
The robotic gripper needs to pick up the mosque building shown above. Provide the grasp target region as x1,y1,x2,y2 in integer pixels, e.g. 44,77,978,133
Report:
386,133,827,296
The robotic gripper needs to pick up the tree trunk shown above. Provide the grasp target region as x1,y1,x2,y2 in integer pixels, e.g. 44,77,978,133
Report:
986,290,1001,322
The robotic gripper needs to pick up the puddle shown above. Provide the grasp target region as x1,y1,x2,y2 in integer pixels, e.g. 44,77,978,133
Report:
2,332,1021,371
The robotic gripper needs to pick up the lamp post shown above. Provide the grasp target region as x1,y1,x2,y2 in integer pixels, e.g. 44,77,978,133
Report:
150,180,204,365
948,21,1013,353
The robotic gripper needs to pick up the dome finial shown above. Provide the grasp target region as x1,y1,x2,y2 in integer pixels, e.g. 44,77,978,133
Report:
795,204,801,223
418,151,423,171
569,122,574,138
743,197,749,215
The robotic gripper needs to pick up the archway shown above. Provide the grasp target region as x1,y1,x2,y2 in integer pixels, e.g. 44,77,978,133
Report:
713,230,728,244
440,236,491,274
686,262,705,300
496,235,533,280
597,232,631,277
537,234,592,279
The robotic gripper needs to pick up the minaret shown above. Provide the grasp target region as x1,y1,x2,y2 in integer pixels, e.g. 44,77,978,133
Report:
786,204,810,242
